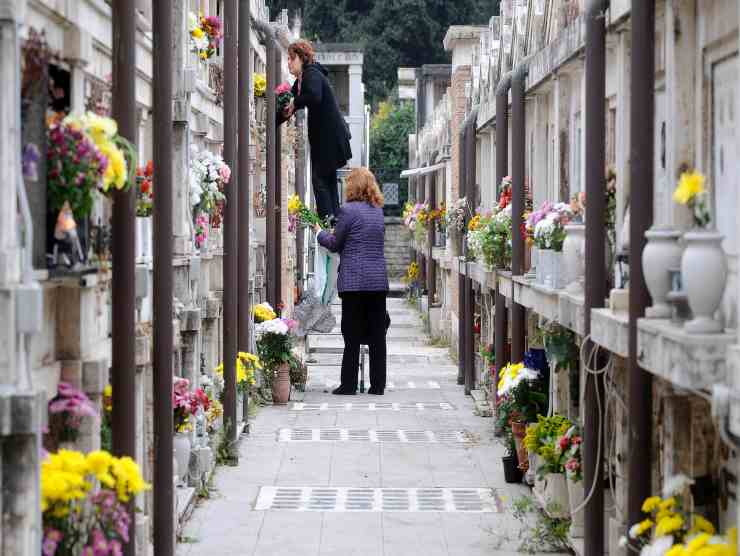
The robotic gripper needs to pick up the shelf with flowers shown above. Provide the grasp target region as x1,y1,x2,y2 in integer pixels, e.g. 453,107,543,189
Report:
189,147,231,250
41,448,149,556
254,302,299,404
621,474,736,556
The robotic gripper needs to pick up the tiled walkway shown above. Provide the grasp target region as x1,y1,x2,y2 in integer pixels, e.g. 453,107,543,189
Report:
177,297,558,555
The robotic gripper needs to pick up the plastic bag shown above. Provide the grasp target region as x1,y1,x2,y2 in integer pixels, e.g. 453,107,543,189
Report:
312,240,339,305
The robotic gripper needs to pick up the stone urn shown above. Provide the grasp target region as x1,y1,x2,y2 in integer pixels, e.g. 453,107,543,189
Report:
271,363,291,404
681,231,727,333
567,477,585,538
173,432,191,486
562,224,586,294
543,473,570,518
642,229,683,318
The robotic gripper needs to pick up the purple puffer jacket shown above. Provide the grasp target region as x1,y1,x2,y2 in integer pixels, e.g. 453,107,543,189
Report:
317,201,389,293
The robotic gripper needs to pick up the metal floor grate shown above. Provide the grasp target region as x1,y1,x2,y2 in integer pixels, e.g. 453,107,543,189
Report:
254,487,501,512
277,428,468,443
307,379,441,390
289,402,454,411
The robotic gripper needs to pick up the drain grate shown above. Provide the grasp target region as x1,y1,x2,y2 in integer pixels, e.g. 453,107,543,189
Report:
277,428,468,443
289,402,455,411
255,487,501,512
308,379,441,390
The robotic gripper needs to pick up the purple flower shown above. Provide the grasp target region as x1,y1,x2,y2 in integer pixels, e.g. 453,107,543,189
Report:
109,540,123,556
42,528,63,556
22,143,40,181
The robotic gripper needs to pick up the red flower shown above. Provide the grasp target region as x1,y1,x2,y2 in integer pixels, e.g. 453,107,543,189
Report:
145,160,154,176
140,179,151,194
275,82,292,95
559,436,570,451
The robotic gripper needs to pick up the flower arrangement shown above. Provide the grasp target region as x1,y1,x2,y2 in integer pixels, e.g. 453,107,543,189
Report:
401,261,420,286
253,73,267,97
135,160,154,217
288,194,328,231
402,202,430,232
621,475,736,556
275,82,293,114
47,382,98,445
673,170,711,229
194,212,209,250
429,202,447,230
253,302,277,323
173,376,209,433
445,197,468,232
214,352,261,394
495,360,547,432
188,12,223,60
256,318,297,376
481,205,513,269
189,147,230,224
205,398,223,433
524,415,573,478
533,203,572,251
101,384,112,453
560,425,583,482
41,449,149,556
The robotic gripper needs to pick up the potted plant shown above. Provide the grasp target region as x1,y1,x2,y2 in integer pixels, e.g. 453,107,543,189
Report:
524,414,572,500
288,354,308,392
46,382,98,452
255,309,298,404
673,170,727,333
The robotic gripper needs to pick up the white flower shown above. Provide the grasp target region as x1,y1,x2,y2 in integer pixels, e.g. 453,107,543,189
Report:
629,524,642,539
640,536,674,556
255,318,289,337
662,474,694,498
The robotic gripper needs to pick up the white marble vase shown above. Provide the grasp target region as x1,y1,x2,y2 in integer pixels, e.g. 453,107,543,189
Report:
544,473,570,518
563,224,585,293
681,231,727,333
642,229,683,318
173,433,191,486
567,477,585,537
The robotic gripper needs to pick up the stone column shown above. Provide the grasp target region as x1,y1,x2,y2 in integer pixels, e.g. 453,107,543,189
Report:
348,63,364,168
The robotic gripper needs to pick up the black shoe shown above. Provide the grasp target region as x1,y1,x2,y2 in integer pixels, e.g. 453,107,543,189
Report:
332,386,357,395
367,387,384,395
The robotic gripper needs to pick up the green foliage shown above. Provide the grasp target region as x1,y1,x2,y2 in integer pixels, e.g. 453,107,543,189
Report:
511,496,572,554
370,100,415,172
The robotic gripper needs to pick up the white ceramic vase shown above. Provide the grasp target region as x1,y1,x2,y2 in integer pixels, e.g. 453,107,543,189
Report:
549,251,565,289
173,433,192,486
544,473,570,518
563,224,586,293
538,248,552,286
236,392,244,424
681,231,727,333
567,477,585,538
642,229,683,318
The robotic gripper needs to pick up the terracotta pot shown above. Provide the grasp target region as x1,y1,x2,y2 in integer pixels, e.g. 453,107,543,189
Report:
271,363,291,404
510,421,529,470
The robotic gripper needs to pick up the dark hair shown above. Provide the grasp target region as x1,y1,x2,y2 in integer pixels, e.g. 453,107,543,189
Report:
288,40,316,65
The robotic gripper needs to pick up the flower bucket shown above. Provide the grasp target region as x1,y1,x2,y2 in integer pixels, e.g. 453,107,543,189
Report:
510,420,529,470
543,473,570,518
502,455,523,483
567,477,585,538
271,363,291,404
173,433,192,486
681,231,727,333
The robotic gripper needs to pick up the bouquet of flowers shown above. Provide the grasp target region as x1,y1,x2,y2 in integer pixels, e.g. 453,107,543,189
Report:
673,170,711,229
445,197,468,232
41,449,149,556
560,425,583,482
253,302,277,323
173,376,208,433
256,318,297,369
194,213,209,250
275,82,293,114
188,12,223,60
533,203,572,251
401,261,420,286
214,351,261,394
430,202,447,230
189,147,231,223
136,160,154,217
253,73,267,97
288,194,328,231
523,415,573,478
498,176,513,209
479,205,513,269
47,382,98,445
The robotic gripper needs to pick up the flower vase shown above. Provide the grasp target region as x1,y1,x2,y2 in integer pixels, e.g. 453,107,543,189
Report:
136,216,153,260
173,433,192,486
543,473,570,518
271,363,291,404
525,453,537,486
563,224,585,293
533,455,545,497
681,231,727,333
537,249,551,285
642,229,683,318
549,251,565,289
510,421,529,471
567,477,585,538
236,392,244,424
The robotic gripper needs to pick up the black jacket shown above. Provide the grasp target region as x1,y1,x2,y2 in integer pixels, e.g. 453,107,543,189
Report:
279,63,352,176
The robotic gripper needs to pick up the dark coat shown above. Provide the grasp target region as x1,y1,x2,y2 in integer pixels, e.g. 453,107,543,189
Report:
279,63,352,176
317,201,389,293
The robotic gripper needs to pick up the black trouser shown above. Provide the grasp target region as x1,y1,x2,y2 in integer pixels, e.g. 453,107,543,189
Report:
339,291,388,391
312,167,341,221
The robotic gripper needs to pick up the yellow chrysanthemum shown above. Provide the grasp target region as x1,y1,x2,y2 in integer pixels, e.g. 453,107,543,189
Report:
253,73,267,97
288,194,302,215
660,497,677,512
86,450,115,487
656,514,684,537
690,515,716,536
98,141,128,191
191,27,205,39
665,546,686,556
104,384,112,398
199,51,208,60
673,171,706,205
82,113,118,141
642,495,663,514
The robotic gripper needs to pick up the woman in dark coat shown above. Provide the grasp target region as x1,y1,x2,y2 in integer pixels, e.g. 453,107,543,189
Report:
315,168,389,395
281,40,352,222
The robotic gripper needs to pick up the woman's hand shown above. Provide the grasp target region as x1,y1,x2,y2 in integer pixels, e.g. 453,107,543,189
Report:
283,101,295,118
314,223,323,234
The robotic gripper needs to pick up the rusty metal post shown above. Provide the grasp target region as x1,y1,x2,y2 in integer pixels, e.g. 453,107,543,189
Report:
584,1,607,553
238,0,251,425
295,111,306,296
111,1,137,552
275,48,283,311
457,123,468,386
628,0,654,530
265,38,277,307
427,173,436,305
464,111,478,394
510,64,527,363
222,0,239,445
152,0,174,552
495,73,511,377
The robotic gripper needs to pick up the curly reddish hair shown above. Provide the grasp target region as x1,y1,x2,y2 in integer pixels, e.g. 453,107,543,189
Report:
288,40,316,65
345,168,384,208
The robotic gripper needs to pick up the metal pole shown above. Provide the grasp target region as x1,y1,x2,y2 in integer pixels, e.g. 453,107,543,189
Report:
510,65,527,363
295,111,306,296
427,173,436,305
464,112,477,394
238,0,251,380
495,75,511,377
628,0,654,530
266,38,277,307
111,1,137,553
275,48,283,311
457,124,468,386
222,0,239,445
152,0,174,551
584,2,607,553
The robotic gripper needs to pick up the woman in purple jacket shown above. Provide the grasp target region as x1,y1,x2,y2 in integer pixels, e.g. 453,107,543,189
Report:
315,168,389,395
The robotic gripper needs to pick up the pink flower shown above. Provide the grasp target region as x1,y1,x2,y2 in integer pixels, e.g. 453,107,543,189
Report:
565,459,580,471
219,164,231,184
275,82,291,95
572,435,582,445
